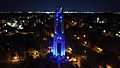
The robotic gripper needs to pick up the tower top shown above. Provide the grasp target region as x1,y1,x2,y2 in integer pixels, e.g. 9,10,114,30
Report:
56,0,62,6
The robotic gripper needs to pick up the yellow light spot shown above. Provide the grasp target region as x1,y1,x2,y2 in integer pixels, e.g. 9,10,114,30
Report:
69,58,77,62
67,47,73,54
106,64,112,68
68,47,72,51
116,34,119,36
51,33,54,37
67,50,72,54
83,35,86,37
73,58,77,62
93,46,103,53
97,47,103,52
73,35,77,37
9,55,20,63
77,37,80,39
33,52,37,55
84,41,87,44
14,56,18,60
7,22,12,26
32,50,39,59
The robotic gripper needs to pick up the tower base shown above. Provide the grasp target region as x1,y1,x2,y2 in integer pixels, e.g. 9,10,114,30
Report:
50,53,69,63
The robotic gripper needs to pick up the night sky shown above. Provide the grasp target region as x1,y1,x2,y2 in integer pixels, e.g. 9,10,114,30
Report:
0,0,120,12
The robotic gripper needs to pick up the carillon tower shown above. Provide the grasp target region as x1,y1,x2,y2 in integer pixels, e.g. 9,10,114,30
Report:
53,6,65,57
52,0,66,62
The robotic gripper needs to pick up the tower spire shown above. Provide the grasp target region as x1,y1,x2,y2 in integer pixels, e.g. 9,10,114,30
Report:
56,0,62,6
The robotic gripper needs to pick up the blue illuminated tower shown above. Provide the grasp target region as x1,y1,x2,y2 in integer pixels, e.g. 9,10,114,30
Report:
53,6,65,57
52,0,66,61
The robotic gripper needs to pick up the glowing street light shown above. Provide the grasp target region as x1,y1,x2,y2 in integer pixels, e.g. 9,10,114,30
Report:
67,47,72,51
66,47,73,54
103,30,106,33
116,33,119,36
119,31,120,34
93,46,103,53
14,56,18,60
32,50,40,59
51,33,54,38
73,34,77,37
69,57,77,62
83,35,86,37
8,55,20,63
84,41,87,45
77,37,80,40
72,21,74,23
106,64,112,68
97,47,103,52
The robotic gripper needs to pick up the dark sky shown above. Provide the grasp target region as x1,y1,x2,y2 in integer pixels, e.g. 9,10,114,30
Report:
0,0,120,12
